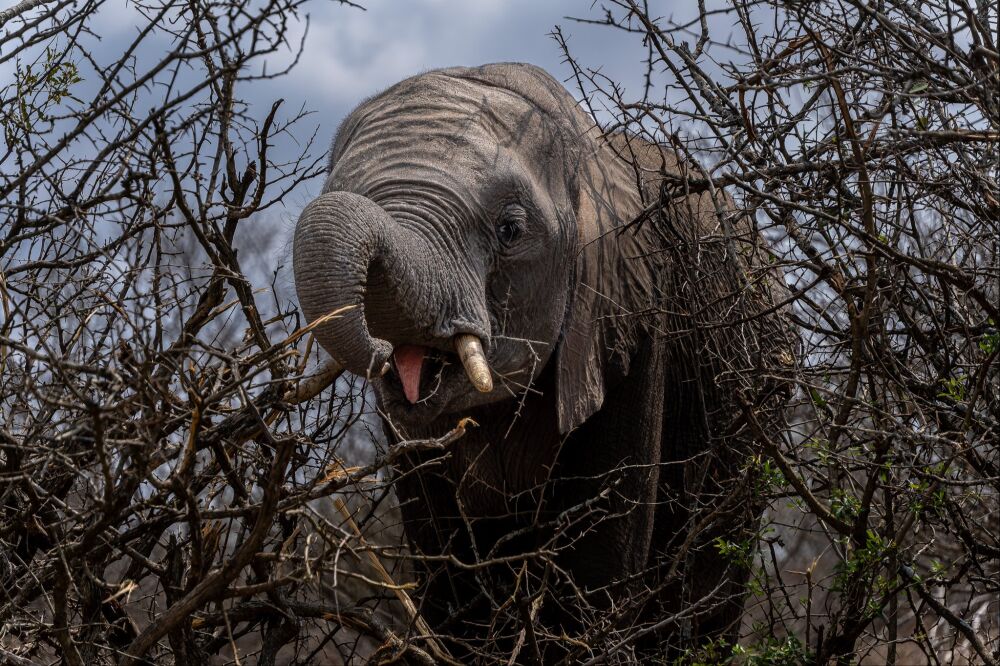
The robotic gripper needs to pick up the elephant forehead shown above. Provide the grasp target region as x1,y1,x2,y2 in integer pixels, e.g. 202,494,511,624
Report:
351,133,501,175
330,132,564,223
334,73,571,176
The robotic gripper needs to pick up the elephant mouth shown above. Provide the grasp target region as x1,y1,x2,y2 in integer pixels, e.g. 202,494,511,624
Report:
386,345,453,405
375,339,501,425
377,345,463,418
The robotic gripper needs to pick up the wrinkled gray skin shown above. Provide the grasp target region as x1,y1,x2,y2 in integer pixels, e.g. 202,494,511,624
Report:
294,63,791,655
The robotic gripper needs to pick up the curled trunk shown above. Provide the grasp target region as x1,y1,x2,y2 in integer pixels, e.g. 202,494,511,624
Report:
294,190,496,393
293,191,403,377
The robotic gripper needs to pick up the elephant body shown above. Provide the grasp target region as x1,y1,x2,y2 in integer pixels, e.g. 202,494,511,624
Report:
293,63,792,658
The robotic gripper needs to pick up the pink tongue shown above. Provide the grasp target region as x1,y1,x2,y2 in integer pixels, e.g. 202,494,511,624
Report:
393,345,427,404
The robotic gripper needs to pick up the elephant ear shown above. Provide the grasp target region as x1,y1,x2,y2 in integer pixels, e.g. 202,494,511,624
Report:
555,146,656,433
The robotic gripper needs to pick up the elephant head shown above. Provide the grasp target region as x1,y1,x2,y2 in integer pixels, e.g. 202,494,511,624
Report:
294,63,652,432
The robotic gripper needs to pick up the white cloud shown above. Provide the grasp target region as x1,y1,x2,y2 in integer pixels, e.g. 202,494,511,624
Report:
279,0,642,113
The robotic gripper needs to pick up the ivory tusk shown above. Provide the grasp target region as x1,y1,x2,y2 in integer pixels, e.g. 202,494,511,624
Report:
454,334,493,393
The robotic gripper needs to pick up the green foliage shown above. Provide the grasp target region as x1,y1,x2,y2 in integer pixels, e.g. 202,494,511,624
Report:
907,476,947,520
714,536,756,569
675,635,814,666
735,635,813,666
803,437,831,466
748,454,787,495
673,637,733,665
830,488,861,521
937,375,967,402
833,530,891,605
808,388,827,407
2,45,82,144
929,559,948,578
979,321,999,354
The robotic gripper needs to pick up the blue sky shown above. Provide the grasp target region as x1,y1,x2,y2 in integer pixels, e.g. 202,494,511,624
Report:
256,0,655,213
267,0,651,123
1,0,739,214
251,0,734,206
226,0,743,286
0,0,748,290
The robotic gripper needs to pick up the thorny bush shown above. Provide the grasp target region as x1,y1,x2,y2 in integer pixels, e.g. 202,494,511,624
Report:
0,0,998,664
560,0,998,663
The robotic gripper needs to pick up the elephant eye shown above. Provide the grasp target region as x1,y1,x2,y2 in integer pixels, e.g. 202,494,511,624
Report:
496,205,525,247
496,220,521,246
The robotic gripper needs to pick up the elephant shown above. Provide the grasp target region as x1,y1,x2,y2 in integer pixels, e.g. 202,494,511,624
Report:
293,62,793,659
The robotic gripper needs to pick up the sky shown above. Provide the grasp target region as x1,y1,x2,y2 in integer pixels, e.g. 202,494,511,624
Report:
0,0,748,297
1,0,741,215
257,0,648,210
249,0,733,207
267,0,651,125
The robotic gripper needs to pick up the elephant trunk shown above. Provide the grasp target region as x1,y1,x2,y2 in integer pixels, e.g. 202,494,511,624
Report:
293,191,396,378
292,191,494,392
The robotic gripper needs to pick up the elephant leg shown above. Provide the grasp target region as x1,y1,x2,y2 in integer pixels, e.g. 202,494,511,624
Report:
546,336,664,629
